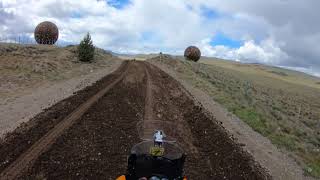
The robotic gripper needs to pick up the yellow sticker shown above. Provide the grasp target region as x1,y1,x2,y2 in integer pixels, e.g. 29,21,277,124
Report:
150,147,165,156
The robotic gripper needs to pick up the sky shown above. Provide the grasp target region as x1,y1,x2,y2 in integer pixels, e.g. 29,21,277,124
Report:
1,0,320,77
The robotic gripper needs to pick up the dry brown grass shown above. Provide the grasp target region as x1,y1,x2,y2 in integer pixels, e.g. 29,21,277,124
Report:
0,43,119,99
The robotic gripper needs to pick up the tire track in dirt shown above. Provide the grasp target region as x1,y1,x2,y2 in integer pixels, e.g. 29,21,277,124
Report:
144,62,214,179
144,62,271,179
0,62,131,180
19,61,147,179
141,63,154,139
0,61,129,175
0,61,271,179
137,62,212,178
137,62,212,179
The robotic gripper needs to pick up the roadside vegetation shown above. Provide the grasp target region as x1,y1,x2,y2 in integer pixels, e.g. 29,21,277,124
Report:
0,42,117,99
154,56,320,178
78,33,95,62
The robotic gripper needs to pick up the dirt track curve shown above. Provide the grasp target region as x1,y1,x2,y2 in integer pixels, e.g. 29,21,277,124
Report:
0,61,271,180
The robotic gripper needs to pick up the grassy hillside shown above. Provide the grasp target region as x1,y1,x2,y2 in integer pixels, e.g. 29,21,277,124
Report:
0,43,119,99
200,57,320,90
150,56,320,178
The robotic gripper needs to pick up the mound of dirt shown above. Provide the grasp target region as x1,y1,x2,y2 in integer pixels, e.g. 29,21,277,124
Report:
0,43,113,74
0,43,118,99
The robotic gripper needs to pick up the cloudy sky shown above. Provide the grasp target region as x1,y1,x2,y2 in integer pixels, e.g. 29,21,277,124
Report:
1,0,320,76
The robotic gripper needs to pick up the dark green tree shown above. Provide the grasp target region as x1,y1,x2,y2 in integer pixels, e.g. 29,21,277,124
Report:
78,33,95,62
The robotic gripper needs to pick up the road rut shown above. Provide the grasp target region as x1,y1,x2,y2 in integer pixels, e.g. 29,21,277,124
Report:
0,61,270,179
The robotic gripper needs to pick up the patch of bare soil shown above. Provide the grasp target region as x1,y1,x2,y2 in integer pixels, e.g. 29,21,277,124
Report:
0,62,129,176
18,62,145,180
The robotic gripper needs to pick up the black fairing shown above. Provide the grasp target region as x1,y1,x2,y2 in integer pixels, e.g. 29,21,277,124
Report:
126,154,186,180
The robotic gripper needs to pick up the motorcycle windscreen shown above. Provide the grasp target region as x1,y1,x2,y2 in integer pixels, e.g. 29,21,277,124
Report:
136,121,178,142
127,153,186,179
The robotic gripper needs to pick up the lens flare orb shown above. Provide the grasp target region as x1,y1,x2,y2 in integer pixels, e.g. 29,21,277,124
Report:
184,46,201,62
34,21,59,45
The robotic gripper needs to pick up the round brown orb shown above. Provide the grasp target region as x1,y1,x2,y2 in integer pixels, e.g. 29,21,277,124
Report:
34,21,59,45
184,46,201,62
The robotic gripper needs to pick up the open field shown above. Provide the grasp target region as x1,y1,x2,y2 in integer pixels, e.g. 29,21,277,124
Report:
151,55,320,178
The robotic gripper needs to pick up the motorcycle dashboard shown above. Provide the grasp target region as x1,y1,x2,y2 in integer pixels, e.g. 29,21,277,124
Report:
131,140,184,160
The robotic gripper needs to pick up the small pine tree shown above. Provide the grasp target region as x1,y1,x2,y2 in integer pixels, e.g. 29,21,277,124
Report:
78,33,95,62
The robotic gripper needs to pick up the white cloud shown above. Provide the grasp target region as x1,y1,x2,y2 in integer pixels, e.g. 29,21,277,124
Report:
0,0,320,76
187,0,320,75
236,39,288,64
198,38,289,66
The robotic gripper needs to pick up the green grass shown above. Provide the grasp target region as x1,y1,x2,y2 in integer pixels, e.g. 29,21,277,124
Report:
305,161,320,177
269,133,298,151
154,56,320,178
234,108,271,136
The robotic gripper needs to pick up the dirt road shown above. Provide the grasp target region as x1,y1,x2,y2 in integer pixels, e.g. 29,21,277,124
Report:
0,61,270,179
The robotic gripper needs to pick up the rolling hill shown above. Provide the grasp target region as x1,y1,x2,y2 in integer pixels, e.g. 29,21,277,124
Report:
148,55,320,178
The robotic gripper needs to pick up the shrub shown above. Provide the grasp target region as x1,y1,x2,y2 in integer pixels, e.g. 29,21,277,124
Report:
269,133,298,151
78,33,95,62
234,108,270,136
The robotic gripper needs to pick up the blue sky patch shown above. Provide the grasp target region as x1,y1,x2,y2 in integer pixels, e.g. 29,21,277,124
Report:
140,31,163,43
185,4,193,11
200,6,219,19
71,11,83,18
141,31,155,41
106,0,131,9
211,32,242,48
